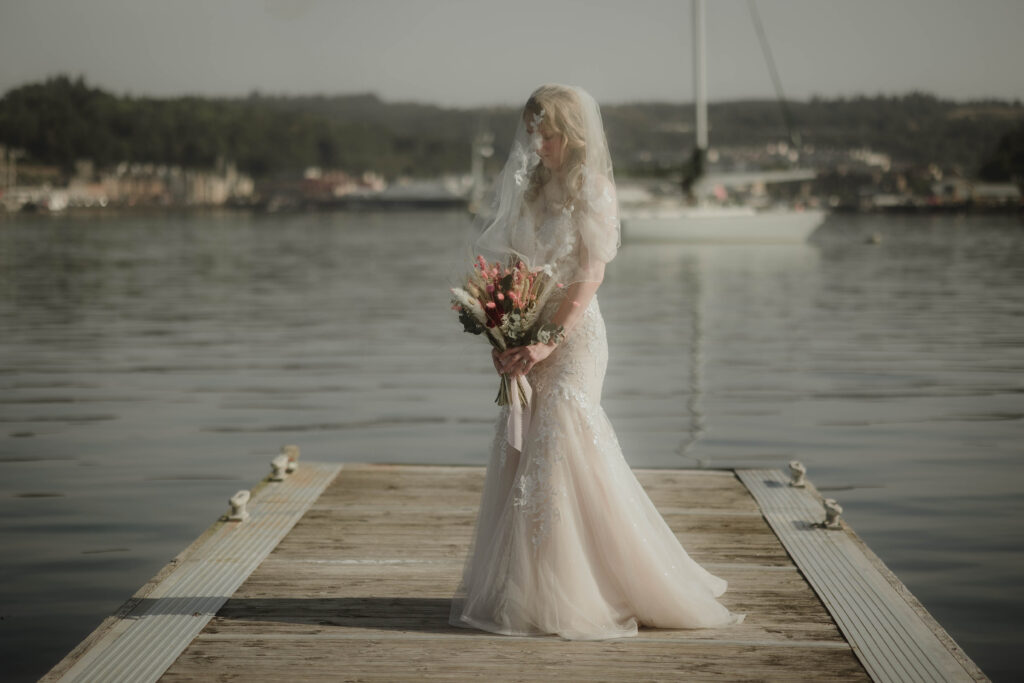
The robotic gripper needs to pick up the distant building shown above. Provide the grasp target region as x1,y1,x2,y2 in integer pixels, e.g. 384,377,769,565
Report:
67,159,109,207
972,182,1021,206
96,157,254,207
931,177,973,203
928,177,1020,206
301,167,385,200
849,148,892,172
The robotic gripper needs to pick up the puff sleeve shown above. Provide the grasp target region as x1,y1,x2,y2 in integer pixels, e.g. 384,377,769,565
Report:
575,175,620,281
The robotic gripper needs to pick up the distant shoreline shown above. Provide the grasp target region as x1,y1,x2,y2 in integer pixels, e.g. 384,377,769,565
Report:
3,203,1021,221
0,198,471,220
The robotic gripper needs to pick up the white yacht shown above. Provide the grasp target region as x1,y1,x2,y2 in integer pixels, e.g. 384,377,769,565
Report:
621,0,826,244
622,202,825,244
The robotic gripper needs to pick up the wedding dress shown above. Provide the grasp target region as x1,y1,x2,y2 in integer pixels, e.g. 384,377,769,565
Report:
448,85,744,640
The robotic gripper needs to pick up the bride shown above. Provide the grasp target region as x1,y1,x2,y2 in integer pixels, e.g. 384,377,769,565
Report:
449,84,744,640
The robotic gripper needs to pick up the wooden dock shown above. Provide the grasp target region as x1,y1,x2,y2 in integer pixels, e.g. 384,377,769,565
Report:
44,463,986,682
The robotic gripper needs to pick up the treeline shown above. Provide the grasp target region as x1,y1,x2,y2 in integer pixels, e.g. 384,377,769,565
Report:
977,118,1024,182
1,74,1021,180
604,95,1023,178
0,75,475,178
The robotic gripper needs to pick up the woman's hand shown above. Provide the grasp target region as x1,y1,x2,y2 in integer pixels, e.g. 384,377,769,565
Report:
497,343,555,376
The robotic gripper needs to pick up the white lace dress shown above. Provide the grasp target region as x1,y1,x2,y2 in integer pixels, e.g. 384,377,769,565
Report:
448,219,746,639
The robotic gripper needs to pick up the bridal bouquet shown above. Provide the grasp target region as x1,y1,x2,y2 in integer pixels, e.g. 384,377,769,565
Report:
450,255,565,407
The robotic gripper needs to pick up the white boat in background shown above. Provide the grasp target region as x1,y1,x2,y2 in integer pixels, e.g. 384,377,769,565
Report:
622,204,825,244
622,0,826,244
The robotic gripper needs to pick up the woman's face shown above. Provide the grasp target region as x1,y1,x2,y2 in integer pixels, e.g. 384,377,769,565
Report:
536,123,565,171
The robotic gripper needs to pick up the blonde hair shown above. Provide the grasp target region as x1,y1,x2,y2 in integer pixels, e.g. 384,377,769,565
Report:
523,85,587,206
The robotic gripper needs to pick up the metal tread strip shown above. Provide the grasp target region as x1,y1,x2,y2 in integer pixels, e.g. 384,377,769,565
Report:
79,490,303,680
70,463,342,682
747,469,959,682
737,469,973,683
58,461,343,683
764,511,927,682
743,473,923,681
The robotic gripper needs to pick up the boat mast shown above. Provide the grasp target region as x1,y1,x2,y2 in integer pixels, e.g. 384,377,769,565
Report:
682,0,707,201
694,0,708,153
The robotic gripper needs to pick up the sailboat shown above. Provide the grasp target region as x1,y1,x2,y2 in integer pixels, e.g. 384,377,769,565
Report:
620,0,826,244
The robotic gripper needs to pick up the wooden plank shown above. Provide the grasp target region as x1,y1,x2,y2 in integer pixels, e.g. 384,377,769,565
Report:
276,465,789,568
161,638,869,682
269,506,788,566
200,562,843,644
157,464,871,681
736,469,987,683
635,468,762,512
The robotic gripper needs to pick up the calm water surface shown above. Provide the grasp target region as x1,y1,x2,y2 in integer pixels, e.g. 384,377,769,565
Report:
1,210,1021,680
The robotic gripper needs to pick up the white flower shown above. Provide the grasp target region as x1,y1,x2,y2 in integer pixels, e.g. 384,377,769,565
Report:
501,311,526,341
450,287,486,324
534,323,566,346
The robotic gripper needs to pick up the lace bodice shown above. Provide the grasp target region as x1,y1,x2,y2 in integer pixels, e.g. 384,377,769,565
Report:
527,181,578,283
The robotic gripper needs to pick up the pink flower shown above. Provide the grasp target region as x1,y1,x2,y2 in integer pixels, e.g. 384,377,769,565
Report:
485,301,496,309
497,292,505,301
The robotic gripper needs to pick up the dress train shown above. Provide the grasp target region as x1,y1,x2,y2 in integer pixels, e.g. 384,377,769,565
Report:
449,297,744,640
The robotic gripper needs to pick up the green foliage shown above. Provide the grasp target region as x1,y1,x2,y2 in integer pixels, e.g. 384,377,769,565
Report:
1,75,1021,180
603,93,1023,175
0,75,467,179
978,119,1024,181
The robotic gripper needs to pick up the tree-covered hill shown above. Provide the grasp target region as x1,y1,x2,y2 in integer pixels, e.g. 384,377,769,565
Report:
1,74,1021,180
978,118,1024,182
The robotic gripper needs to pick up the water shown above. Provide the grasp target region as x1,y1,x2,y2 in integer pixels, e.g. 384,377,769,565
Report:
1,210,1021,680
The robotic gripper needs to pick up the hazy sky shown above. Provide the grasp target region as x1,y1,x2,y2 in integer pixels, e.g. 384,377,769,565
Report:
2,0,1023,107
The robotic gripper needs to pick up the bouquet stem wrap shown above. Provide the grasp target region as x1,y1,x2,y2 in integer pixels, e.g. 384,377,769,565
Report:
499,374,533,451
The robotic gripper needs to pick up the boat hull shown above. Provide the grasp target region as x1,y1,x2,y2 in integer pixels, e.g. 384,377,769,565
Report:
621,208,827,244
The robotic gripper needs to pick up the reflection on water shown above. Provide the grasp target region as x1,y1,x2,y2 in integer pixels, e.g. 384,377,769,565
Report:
1,210,1022,680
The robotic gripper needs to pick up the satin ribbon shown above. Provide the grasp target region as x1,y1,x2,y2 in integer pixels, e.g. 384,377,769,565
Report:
506,375,533,452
